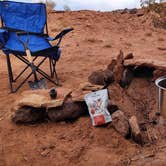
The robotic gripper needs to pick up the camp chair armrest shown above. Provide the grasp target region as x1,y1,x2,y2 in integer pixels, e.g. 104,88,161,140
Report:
46,28,74,41
54,28,74,40
46,28,73,46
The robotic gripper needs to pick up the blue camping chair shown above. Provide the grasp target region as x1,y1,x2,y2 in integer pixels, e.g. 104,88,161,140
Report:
0,1,73,92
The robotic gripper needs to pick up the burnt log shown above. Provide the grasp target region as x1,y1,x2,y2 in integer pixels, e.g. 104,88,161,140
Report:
47,101,88,122
12,106,47,124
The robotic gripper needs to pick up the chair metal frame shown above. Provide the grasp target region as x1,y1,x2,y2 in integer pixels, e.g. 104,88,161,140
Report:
6,54,59,93
0,1,73,93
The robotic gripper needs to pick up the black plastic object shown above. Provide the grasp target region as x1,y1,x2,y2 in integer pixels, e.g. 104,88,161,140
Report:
49,88,57,99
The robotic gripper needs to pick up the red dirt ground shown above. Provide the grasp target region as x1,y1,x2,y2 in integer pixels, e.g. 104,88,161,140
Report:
0,9,166,165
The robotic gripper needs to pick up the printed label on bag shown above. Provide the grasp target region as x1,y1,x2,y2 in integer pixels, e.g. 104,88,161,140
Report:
85,89,112,126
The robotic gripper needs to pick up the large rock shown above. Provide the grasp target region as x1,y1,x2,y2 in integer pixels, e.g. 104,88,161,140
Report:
88,69,114,86
113,50,125,83
15,88,71,109
129,116,143,145
124,58,166,71
108,83,135,116
153,69,166,81
111,110,130,137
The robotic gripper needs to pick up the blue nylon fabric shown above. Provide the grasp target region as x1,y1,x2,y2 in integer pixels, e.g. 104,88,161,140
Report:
0,29,9,48
0,2,2,15
0,1,61,60
5,32,51,52
1,1,46,33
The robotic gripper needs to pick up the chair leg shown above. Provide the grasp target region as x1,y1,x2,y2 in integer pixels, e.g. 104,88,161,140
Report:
14,56,38,82
54,69,61,86
49,58,53,78
52,60,61,86
6,54,14,92
15,55,60,86
5,54,61,92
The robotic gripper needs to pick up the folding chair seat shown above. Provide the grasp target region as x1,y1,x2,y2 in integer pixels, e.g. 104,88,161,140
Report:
0,0,73,93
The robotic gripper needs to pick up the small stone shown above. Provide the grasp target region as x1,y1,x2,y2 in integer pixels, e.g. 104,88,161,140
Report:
159,116,166,126
137,12,144,17
153,70,166,81
23,156,28,161
129,8,137,14
41,149,50,157
0,117,4,121
120,8,128,14
124,53,134,60
49,145,55,149
155,112,161,116
111,110,130,137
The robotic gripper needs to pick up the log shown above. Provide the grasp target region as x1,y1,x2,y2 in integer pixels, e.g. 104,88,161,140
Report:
12,106,46,124
47,101,88,122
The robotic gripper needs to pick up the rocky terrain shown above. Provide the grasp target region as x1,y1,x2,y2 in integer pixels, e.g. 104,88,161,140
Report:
0,6,166,166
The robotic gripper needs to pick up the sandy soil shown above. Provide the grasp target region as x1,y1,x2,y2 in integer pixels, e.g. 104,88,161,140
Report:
0,9,166,165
